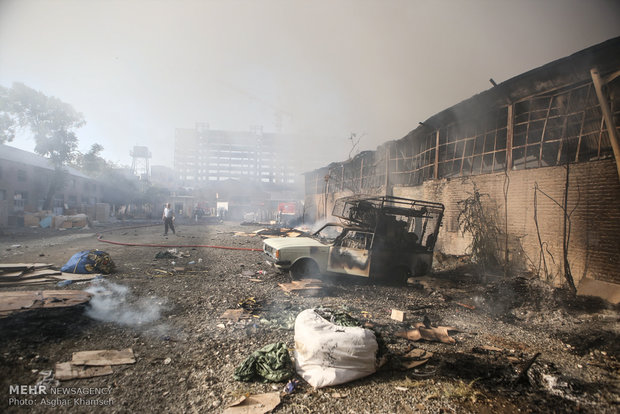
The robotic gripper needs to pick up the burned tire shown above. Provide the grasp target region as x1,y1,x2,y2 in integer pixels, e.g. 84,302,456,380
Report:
289,259,320,280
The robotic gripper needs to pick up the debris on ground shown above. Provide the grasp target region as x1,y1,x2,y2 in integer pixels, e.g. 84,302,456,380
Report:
155,250,177,259
294,308,378,388
55,348,135,380
155,249,190,259
237,297,263,315
233,342,294,383
278,279,323,295
223,392,281,414
396,322,458,344
55,363,114,380
1,222,618,413
399,348,434,369
60,250,115,274
70,348,136,366
0,263,103,286
220,308,250,322
0,290,92,317
391,309,406,321
284,378,300,394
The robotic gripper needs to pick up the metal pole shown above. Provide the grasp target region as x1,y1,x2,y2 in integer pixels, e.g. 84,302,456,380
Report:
591,68,620,181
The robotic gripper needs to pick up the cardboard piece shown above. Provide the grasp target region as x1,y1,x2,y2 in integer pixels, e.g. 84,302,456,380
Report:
223,392,281,414
54,273,102,281
220,309,248,322
0,263,54,271
391,309,406,322
55,362,113,380
71,348,135,366
278,279,323,295
400,348,433,369
0,268,61,280
0,290,92,317
396,322,457,344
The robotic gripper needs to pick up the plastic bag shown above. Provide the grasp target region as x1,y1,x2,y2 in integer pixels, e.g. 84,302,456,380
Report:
293,309,378,388
60,250,115,274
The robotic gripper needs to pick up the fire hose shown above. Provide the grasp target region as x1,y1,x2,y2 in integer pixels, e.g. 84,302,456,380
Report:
95,224,263,252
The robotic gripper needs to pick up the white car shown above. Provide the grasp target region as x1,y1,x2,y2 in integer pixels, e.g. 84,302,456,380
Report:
263,196,444,284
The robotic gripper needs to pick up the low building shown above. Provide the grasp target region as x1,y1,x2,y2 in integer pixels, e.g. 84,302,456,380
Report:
304,37,620,302
0,144,103,227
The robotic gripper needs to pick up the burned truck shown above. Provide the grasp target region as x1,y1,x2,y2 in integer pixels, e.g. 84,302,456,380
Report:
263,195,444,284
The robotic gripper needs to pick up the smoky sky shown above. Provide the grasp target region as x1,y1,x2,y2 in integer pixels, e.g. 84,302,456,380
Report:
1,0,619,172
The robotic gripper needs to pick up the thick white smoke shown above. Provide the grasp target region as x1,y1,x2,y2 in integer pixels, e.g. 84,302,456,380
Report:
85,280,164,327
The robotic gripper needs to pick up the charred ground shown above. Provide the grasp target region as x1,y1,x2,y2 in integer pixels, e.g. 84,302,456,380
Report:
0,221,618,413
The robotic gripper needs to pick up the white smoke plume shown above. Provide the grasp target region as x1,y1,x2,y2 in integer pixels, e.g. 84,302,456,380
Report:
85,280,164,327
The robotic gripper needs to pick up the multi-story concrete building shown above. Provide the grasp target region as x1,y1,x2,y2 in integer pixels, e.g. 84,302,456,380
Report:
174,124,297,186
0,144,103,227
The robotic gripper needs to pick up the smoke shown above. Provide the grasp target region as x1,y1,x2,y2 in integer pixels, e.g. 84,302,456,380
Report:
85,280,165,327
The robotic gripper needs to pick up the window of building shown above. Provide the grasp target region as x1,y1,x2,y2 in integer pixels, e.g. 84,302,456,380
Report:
512,82,613,170
17,169,27,181
13,192,27,211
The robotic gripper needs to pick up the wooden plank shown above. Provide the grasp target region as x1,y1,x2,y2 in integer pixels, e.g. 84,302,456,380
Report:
220,308,247,322
391,309,406,322
55,362,113,380
0,263,53,271
0,278,56,287
71,348,135,366
53,273,101,281
0,268,61,281
0,290,92,317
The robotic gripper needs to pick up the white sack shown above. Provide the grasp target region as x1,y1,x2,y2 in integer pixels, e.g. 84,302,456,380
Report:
293,309,378,388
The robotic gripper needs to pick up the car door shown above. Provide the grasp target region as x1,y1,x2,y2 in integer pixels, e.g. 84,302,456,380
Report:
327,230,373,277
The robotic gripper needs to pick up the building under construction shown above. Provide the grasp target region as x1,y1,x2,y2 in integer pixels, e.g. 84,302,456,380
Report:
174,124,298,187
304,37,620,302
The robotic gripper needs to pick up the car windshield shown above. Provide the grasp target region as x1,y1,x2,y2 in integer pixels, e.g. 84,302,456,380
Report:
312,223,344,244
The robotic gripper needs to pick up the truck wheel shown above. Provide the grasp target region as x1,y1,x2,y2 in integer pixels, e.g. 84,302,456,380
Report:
289,259,319,280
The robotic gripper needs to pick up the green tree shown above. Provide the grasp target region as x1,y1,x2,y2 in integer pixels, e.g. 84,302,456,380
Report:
0,82,85,209
75,143,108,177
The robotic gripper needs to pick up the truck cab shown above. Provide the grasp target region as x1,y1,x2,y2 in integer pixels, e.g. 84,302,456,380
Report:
263,196,444,284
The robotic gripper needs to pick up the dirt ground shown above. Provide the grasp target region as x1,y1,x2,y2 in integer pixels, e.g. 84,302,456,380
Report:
0,220,618,413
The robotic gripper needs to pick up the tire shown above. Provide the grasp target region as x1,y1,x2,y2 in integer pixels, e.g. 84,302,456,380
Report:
289,259,320,280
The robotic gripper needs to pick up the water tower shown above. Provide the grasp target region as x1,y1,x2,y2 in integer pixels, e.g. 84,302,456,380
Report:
130,146,152,180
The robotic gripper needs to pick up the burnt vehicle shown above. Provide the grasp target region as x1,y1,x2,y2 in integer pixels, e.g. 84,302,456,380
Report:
263,195,444,284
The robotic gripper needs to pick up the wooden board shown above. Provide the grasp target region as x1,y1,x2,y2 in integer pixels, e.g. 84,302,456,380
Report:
223,392,281,414
0,263,53,271
54,273,102,281
55,362,113,380
0,268,61,281
220,308,250,322
278,279,323,294
0,278,57,287
71,348,135,366
0,290,92,317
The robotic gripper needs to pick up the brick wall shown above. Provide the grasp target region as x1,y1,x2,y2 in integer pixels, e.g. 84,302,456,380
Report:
391,158,620,287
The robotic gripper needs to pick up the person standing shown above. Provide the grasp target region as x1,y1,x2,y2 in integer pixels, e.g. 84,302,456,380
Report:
162,203,176,235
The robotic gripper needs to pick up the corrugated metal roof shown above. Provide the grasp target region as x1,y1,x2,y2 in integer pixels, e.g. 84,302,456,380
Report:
0,144,91,179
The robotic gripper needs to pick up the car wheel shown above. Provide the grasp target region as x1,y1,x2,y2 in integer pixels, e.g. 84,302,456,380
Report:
289,259,320,280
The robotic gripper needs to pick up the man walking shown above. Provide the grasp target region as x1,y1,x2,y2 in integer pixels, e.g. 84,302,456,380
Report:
162,203,176,235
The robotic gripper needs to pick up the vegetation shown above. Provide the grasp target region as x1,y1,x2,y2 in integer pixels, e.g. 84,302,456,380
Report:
0,82,85,209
